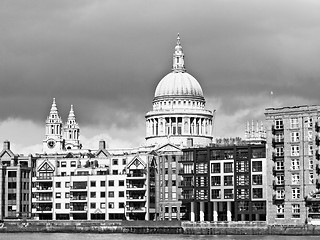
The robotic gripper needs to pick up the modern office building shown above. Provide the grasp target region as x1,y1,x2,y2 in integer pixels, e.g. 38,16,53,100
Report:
265,105,320,225
179,143,267,222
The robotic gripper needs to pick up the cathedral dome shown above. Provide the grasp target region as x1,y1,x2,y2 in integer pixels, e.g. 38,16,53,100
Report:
154,71,203,98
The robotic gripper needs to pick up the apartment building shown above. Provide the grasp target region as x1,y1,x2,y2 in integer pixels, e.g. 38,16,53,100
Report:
265,105,320,225
179,143,267,222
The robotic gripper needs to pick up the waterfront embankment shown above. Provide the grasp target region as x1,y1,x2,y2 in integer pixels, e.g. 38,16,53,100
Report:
1,220,320,235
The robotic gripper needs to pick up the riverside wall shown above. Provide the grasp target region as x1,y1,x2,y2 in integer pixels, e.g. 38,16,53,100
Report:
1,220,320,235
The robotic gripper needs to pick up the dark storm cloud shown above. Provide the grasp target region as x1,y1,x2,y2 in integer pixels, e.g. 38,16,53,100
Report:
1,0,320,134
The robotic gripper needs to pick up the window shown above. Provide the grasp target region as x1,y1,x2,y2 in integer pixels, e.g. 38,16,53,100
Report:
8,171,17,177
291,146,300,156
56,193,61,198
291,173,300,185
292,204,300,218
306,117,313,128
112,159,118,165
119,180,124,186
253,188,263,198
291,159,300,170
172,180,176,186
165,168,168,174
119,191,124,197
65,203,70,209
56,182,61,188
236,175,249,186
308,131,313,141
276,174,284,185
224,163,233,173
224,176,233,186
71,161,76,167
65,192,70,198
276,188,285,199
275,161,284,170
310,172,314,184
90,192,96,198
292,188,300,199
108,191,114,198
100,181,105,187
276,204,284,218
309,159,314,169
252,175,262,185
108,180,114,186
108,202,114,209
100,203,106,209
8,182,16,188
309,145,314,156
61,161,67,167
211,176,221,186
224,189,233,199
275,147,284,157
56,203,61,209
211,189,221,199
290,118,299,128
122,159,126,165
211,163,220,173
90,203,96,209
252,161,262,172
275,133,284,142
119,202,125,208
112,170,118,175
90,181,96,187
275,119,283,129
100,192,105,198
291,132,300,142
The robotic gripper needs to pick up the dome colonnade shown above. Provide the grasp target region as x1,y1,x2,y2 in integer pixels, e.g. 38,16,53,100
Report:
145,34,214,147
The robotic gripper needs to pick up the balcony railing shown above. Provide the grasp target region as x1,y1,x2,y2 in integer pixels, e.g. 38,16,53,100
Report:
179,181,194,187
272,138,284,147
127,173,146,178
36,176,52,181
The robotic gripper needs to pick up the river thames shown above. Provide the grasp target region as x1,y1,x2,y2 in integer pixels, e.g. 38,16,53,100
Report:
1,233,320,240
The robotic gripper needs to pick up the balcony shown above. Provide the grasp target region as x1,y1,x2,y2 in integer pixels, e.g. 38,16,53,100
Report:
272,138,284,147
272,194,284,203
316,165,320,175
70,186,87,191
126,195,146,201
34,207,53,213
33,186,53,192
127,173,146,179
273,180,284,189
126,184,146,190
34,197,53,203
126,206,146,213
36,176,52,181
316,136,320,146
272,125,284,134
70,196,87,202
272,153,284,161
179,181,194,187
316,122,320,132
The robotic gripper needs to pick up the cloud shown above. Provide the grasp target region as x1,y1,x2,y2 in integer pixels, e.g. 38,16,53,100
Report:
1,0,320,151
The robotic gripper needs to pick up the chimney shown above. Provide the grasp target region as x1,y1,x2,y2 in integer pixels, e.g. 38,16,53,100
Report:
3,140,10,150
99,140,106,149
187,138,193,148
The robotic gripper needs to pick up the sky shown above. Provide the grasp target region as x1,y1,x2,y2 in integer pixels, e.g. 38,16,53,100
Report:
1,0,320,154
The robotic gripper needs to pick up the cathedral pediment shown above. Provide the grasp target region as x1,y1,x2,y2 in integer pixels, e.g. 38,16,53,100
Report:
155,143,181,153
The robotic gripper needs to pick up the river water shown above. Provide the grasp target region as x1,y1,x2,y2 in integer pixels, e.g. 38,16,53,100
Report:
0,233,319,240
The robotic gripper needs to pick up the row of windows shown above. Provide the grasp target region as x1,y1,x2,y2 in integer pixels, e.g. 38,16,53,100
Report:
274,187,301,199
274,117,313,129
275,159,314,171
55,202,122,210
276,204,300,219
275,145,314,157
211,161,262,174
57,159,127,168
55,180,125,188
54,191,125,199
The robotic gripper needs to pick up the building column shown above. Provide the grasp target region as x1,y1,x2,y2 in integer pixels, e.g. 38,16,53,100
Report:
199,202,205,222
213,202,218,222
16,167,21,218
227,202,232,222
190,202,195,222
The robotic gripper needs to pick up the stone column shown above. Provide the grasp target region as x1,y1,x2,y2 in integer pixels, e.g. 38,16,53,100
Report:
213,202,218,221
190,202,195,222
199,202,205,222
227,201,232,222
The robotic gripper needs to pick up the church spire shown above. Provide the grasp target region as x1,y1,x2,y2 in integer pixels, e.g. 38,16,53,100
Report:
50,98,58,116
172,33,186,72
68,105,76,123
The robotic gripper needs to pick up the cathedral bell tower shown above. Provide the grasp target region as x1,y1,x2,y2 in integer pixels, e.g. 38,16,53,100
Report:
63,105,80,150
43,98,64,153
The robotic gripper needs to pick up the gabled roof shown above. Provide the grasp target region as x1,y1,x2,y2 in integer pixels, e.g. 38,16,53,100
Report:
155,143,182,153
127,156,146,169
95,149,111,158
37,160,55,172
0,148,15,160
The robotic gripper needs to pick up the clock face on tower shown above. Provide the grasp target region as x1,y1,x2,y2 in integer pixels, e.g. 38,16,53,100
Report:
47,140,56,149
